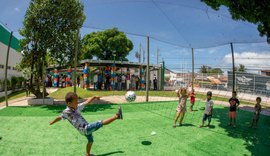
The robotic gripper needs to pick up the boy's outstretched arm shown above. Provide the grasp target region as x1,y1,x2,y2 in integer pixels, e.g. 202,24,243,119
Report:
50,116,61,125
84,96,100,105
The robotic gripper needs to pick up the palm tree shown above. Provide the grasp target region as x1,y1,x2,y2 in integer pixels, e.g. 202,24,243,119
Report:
200,65,208,73
238,64,247,73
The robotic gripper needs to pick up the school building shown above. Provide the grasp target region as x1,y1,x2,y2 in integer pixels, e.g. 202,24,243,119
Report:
0,24,22,79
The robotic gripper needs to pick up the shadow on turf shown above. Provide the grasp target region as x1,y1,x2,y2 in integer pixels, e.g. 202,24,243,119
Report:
96,150,124,156
199,125,215,129
212,107,270,156
141,141,152,145
181,123,195,127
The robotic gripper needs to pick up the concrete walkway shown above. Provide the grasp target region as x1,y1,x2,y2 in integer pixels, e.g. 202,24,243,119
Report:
0,88,269,116
0,88,58,110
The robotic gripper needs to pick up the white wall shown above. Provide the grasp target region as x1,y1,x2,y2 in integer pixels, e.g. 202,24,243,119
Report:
0,42,22,79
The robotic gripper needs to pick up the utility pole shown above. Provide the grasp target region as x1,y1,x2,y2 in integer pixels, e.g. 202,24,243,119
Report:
146,36,150,102
139,43,141,63
74,27,80,93
143,45,145,63
230,43,235,94
192,48,194,91
156,48,159,64
4,31,13,107
161,59,165,90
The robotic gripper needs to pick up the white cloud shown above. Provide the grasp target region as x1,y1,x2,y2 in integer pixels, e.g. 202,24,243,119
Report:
223,51,270,68
196,45,228,54
14,7,20,12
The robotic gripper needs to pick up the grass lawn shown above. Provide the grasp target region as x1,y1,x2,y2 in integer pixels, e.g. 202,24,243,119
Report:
0,100,269,156
0,90,26,103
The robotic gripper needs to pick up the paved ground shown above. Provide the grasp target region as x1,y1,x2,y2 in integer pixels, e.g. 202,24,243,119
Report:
1,88,269,116
0,88,58,109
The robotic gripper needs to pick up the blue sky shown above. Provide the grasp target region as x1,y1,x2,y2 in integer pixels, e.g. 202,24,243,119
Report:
1,0,270,73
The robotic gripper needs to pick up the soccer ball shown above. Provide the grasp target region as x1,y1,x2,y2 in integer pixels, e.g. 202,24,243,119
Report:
125,91,136,102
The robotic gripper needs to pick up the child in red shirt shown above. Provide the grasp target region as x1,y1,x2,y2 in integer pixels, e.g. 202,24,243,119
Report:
189,89,196,112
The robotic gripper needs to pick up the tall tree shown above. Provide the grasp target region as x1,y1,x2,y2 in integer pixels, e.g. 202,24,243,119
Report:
238,64,246,73
201,0,270,43
82,28,133,61
200,65,208,73
210,68,224,74
19,0,85,98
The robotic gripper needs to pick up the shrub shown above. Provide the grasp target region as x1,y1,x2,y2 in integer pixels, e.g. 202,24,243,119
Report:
11,76,18,91
17,77,25,88
0,79,3,91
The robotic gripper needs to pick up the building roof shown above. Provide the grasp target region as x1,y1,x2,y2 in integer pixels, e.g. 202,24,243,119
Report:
165,68,175,74
0,24,20,51
80,59,161,68
47,59,161,70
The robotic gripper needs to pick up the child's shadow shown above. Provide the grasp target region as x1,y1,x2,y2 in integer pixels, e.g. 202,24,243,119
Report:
200,125,215,129
208,125,215,129
181,123,195,127
96,150,124,156
199,107,205,110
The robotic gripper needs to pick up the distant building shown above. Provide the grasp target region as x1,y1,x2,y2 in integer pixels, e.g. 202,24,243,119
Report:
165,68,177,81
228,71,270,95
261,70,270,76
0,25,22,79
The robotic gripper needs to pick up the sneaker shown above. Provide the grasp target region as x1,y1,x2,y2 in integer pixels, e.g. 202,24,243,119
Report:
116,107,123,119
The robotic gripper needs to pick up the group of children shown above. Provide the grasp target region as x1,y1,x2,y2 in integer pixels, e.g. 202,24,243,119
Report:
173,89,262,129
49,89,262,156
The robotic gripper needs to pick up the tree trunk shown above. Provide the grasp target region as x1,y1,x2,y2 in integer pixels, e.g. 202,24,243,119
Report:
29,46,49,98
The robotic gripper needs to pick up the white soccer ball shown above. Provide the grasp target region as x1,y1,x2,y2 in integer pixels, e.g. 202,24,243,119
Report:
125,91,136,102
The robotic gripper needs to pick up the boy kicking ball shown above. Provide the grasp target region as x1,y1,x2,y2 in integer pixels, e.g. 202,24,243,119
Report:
50,92,123,156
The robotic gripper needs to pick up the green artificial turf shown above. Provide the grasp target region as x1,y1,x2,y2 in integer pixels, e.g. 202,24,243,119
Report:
0,101,269,156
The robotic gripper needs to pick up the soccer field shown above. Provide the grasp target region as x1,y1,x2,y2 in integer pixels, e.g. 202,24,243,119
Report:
0,101,269,156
